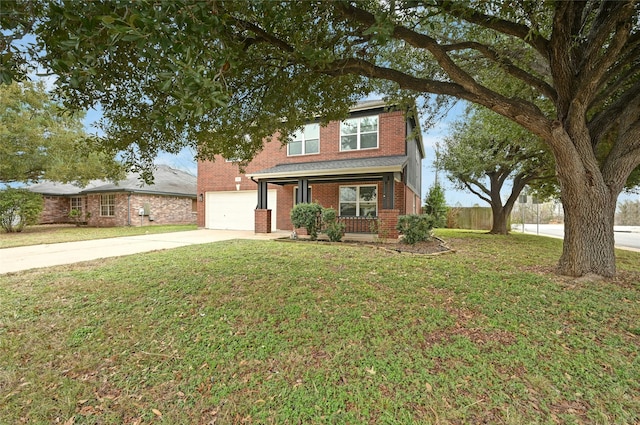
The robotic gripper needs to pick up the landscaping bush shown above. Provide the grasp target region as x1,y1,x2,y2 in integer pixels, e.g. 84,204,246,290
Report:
0,188,43,233
68,209,91,226
396,214,434,244
290,202,322,240
424,183,448,228
322,207,346,242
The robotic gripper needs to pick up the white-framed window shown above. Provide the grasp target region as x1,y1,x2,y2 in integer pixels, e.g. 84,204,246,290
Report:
288,123,320,156
70,197,83,214
339,185,377,217
100,194,115,217
293,186,313,206
340,115,378,151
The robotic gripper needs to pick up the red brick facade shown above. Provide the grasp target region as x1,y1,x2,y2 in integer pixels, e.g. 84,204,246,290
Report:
197,110,409,195
255,209,272,233
378,209,401,240
197,104,424,235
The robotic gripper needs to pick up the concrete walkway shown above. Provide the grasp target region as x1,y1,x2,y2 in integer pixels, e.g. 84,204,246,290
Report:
0,229,286,274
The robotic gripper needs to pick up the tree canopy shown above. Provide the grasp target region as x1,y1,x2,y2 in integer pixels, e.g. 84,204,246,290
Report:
440,105,556,234
0,80,123,185
2,0,639,276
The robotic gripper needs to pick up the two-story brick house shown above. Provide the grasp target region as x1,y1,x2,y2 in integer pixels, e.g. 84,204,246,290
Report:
196,100,424,238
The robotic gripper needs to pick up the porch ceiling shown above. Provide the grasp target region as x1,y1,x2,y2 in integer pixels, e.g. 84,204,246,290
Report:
246,155,407,185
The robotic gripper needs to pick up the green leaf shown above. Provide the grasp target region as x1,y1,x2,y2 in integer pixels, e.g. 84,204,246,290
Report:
100,15,116,25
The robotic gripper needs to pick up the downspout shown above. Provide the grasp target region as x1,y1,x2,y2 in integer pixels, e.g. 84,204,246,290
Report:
127,192,131,226
250,177,259,210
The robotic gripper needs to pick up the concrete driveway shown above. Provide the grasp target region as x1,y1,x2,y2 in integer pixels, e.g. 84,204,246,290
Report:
0,229,286,274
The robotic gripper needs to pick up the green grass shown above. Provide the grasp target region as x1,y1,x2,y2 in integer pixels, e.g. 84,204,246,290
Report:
0,224,198,248
0,230,638,424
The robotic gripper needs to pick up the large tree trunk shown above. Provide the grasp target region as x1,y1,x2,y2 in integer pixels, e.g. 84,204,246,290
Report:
557,175,618,278
546,113,625,278
489,204,511,235
487,173,521,235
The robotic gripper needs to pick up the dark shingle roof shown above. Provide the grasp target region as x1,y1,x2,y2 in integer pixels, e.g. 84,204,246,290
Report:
25,181,101,196
248,155,408,178
28,165,196,197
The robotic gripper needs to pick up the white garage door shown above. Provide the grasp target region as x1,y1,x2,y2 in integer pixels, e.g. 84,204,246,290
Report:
205,190,277,231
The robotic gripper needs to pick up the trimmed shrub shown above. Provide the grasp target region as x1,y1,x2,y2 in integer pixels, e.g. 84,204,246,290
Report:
290,202,322,240
0,188,44,233
322,207,346,242
396,214,434,244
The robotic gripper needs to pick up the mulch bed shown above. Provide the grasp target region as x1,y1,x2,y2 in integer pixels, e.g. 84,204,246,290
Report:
278,236,453,255
359,237,452,255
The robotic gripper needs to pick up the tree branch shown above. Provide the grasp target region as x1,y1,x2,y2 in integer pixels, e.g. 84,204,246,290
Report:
461,180,492,205
579,1,634,80
504,173,530,210
602,120,640,193
434,0,550,57
549,1,582,120
441,41,556,101
588,78,640,144
577,1,635,107
333,2,553,140
589,52,640,112
228,16,295,53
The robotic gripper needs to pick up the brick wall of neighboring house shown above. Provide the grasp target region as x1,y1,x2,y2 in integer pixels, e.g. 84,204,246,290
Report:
39,196,71,224
85,193,197,227
197,109,412,228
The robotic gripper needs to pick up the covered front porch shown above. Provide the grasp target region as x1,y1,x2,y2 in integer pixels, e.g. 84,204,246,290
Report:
246,156,409,239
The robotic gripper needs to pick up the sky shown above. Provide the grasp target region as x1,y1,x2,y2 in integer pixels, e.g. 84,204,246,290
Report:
418,102,481,207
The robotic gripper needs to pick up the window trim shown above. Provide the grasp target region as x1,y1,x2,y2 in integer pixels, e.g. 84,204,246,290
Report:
100,194,116,217
287,123,320,156
340,115,379,152
70,196,83,213
338,184,378,217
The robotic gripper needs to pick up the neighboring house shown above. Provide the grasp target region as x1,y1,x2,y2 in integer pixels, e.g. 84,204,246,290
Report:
28,165,197,227
197,100,424,238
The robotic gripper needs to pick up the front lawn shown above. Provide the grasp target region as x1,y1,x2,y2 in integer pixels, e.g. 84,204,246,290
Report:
0,224,198,248
0,230,638,424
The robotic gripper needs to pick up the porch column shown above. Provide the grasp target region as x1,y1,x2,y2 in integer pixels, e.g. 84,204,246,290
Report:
382,173,395,209
297,178,310,204
378,208,400,240
255,179,271,233
257,180,268,209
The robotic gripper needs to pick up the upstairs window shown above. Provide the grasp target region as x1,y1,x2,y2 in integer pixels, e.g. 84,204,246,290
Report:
339,185,377,217
340,115,378,151
288,123,320,156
